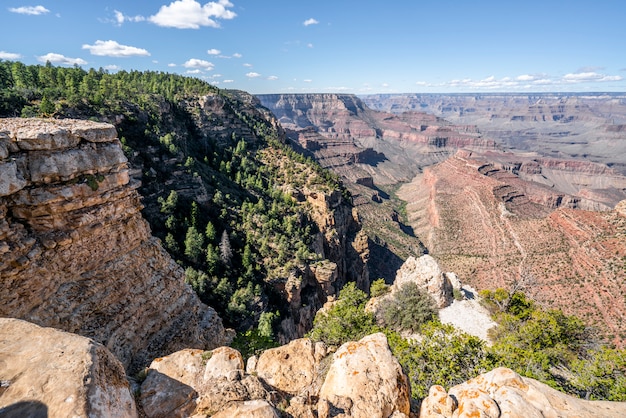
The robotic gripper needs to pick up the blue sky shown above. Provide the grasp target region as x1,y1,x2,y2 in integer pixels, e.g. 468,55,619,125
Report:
1,0,625,94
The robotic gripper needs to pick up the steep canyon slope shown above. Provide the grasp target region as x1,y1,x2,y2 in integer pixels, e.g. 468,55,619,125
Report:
257,93,496,280
0,64,372,352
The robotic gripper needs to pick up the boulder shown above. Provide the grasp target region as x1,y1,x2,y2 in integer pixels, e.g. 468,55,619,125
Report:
419,367,626,418
210,399,281,418
392,255,453,308
254,338,327,396
0,318,137,417
318,333,411,418
140,346,272,417
203,346,245,381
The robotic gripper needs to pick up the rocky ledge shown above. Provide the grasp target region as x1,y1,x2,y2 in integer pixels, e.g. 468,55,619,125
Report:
0,118,230,372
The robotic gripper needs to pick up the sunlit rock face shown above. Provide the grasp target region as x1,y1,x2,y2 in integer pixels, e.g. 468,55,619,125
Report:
0,118,229,373
0,318,137,417
419,367,626,418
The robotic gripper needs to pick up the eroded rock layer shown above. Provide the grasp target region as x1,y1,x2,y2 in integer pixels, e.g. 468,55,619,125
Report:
0,118,229,372
399,150,626,343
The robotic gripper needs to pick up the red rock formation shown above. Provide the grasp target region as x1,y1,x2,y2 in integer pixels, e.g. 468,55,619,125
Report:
400,151,626,344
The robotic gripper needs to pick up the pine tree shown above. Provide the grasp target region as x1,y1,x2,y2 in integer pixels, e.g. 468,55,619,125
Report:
184,226,204,262
205,221,216,242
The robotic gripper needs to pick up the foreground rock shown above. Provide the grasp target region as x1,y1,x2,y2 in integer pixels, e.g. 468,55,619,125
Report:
419,367,626,418
140,333,410,417
318,333,411,418
140,347,273,417
0,318,137,417
0,118,230,372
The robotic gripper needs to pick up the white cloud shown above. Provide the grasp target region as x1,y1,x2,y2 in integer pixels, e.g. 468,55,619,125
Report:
246,72,261,78
9,5,49,15
186,69,202,74
303,79,313,83
232,53,242,58
183,58,214,70
149,0,236,29
267,75,278,80
168,63,177,67
0,51,22,60
516,74,536,81
223,79,234,83
104,65,120,71
307,43,314,48
243,63,253,67
532,78,554,85
207,48,221,55
83,40,150,57
303,18,318,26
563,71,622,83
37,53,87,66
113,10,145,25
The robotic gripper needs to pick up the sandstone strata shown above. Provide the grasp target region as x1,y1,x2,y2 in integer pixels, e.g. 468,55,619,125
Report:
419,367,626,418
0,118,229,372
363,93,626,176
0,318,137,417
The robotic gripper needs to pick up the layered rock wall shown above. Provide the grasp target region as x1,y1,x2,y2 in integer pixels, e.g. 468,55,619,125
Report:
0,118,229,372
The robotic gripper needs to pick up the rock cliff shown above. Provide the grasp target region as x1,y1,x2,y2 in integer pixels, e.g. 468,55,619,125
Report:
0,118,230,372
362,93,626,176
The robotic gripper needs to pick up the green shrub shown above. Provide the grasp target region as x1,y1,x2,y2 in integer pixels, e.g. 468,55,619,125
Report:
387,322,497,400
370,278,390,298
379,283,437,333
308,282,377,346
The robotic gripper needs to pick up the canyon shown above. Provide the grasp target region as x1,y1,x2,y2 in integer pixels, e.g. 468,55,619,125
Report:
1,73,625,416
258,93,626,343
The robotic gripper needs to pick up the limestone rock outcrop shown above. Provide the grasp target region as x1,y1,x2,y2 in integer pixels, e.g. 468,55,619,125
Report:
318,333,411,418
278,188,370,342
140,347,273,417
139,334,411,417
392,254,453,308
419,367,626,418
253,338,328,396
0,318,137,417
0,118,230,372
209,400,281,418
